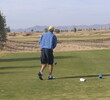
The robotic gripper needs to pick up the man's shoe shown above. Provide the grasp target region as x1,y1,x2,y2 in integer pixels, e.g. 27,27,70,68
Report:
48,76,55,80
38,72,43,80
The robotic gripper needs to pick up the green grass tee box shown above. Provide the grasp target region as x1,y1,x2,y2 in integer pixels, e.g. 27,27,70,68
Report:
0,50,110,100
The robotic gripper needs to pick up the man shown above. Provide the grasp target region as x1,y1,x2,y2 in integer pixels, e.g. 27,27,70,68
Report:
38,26,57,80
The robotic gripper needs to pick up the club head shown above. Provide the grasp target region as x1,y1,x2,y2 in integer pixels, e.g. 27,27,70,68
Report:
54,62,57,65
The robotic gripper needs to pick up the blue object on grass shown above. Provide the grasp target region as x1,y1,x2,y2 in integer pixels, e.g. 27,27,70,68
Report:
98,75,103,78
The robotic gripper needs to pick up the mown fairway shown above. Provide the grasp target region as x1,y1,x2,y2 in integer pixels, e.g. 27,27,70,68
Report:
0,50,110,100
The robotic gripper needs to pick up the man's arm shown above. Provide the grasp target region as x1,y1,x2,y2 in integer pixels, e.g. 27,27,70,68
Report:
39,35,43,45
52,35,57,49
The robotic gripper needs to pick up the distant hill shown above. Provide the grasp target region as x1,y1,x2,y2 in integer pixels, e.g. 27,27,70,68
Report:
11,24,110,32
11,25,48,32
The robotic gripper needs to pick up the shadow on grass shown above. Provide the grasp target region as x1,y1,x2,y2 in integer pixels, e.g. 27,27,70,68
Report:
0,57,40,62
57,74,110,79
0,56,75,62
55,56,75,59
0,71,22,74
0,65,39,70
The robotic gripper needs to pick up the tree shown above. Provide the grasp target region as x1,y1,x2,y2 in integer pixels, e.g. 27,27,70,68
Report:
55,29,60,33
0,11,7,50
74,27,77,32
31,29,34,32
0,11,7,42
44,28,48,32
6,26,11,32
93,28,96,31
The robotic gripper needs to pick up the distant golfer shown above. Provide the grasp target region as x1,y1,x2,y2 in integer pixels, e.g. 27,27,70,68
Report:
38,26,57,80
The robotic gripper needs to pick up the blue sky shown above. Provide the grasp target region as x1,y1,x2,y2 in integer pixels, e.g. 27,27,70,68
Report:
0,0,110,29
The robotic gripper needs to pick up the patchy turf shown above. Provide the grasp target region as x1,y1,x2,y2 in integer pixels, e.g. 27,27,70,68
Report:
0,50,110,100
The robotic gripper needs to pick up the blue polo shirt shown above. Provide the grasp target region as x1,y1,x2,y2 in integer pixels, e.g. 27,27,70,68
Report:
39,31,57,49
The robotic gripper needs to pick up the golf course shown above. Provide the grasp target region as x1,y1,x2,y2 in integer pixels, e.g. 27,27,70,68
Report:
1,0,110,99
1,30,110,100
